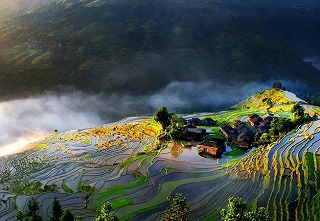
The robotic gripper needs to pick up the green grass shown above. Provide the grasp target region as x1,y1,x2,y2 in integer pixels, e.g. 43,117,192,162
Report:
119,154,150,170
201,210,222,221
205,133,225,140
62,182,74,193
224,149,246,157
119,205,159,221
82,137,91,145
38,142,48,149
221,158,242,168
305,152,316,181
109,197,133,209
94,176,147,209
205,109,263,124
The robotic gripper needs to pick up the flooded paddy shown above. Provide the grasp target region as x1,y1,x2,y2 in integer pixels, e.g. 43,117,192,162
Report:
0,118,319,220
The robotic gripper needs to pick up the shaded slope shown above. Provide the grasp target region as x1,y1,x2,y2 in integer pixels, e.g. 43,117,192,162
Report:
0,0,54,21
0,0,320,100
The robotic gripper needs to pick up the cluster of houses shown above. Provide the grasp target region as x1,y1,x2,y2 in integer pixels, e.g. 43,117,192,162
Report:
220,113,274,150
180,113,274,158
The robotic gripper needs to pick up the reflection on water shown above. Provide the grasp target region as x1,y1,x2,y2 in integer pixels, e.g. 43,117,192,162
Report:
165,141,225,164
167,142,184,158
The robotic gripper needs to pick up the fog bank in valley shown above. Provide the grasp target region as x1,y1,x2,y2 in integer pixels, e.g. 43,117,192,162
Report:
0,80,305,156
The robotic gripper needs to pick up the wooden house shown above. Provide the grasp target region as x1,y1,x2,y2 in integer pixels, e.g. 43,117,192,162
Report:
248,113,262,127
220,125,238,142
198,139,226,158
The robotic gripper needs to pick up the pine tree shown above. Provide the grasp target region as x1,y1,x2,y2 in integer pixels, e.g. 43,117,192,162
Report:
50,197,63,221
59,209,75,221
26,197,40,217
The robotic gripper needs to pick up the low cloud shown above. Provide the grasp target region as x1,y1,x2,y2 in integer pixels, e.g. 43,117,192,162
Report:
0,79,306,156
148,81,271,112
0,91,107,154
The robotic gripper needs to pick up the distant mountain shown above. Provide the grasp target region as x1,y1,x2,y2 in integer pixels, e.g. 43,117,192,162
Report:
0,0,54,21
0,0,320,101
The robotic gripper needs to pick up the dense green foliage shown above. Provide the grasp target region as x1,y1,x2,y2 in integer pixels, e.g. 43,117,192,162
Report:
59,209,74,221
0,0,320,100
165,114,187,140
95,202,119,221
16,197,42,221
221,197,270,221
259,103,314,144
154,106,186,140
17,197,80,221
161,193,191,221
291,103,305,120
153,106,171,130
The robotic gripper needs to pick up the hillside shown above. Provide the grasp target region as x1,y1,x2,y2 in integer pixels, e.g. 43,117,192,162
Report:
0,0,320,101
235,88,320,118
0,90,319,220
0,0,54,21
235,88,302,112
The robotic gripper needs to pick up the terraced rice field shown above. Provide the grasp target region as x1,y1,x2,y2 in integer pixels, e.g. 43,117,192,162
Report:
0,117,319,220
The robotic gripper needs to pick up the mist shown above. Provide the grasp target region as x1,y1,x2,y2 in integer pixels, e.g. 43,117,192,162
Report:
0,79,305,156
0,91,106,156
304,56,320,70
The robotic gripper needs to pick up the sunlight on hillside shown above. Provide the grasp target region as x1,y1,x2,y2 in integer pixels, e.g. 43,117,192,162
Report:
237,89,296,112
0,131,48,157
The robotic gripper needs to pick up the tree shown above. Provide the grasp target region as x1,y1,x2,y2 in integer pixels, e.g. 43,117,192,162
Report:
25,197,42,221
291,103,304,120
272,81,283,90
154,106,172,130
50,197,63,221
221,197,247,221
16,198,43,221
245,207,270,221
161,193,191,221
165,114,187,140
221,197,270,221
26,197,40,217
59,209,75,221
16,211,24,221
94,202,118,221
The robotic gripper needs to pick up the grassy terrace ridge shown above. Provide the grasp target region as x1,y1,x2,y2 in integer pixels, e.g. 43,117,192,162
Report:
204,108,264,123
224,149,247,157
94,176,147,209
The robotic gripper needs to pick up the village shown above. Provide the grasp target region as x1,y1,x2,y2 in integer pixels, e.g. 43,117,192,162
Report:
181,113,275,158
